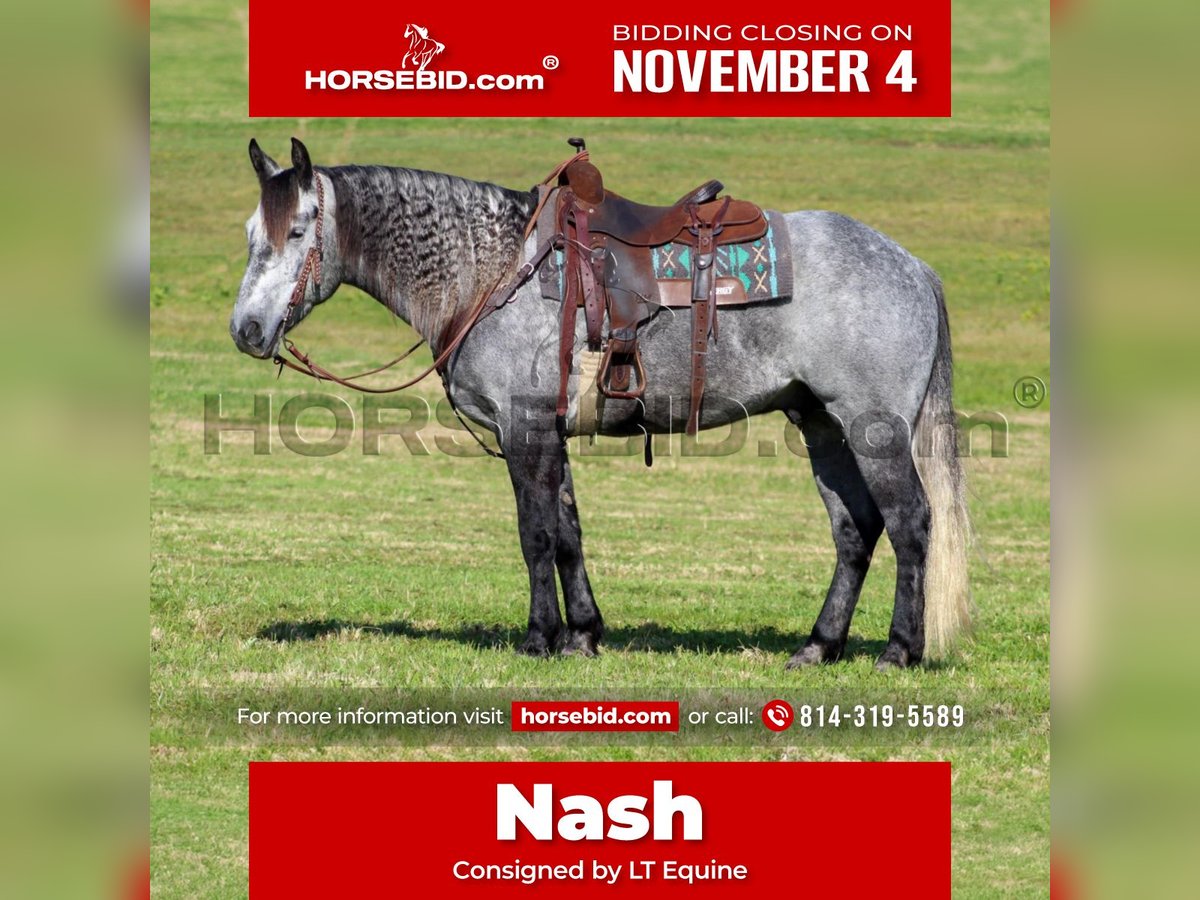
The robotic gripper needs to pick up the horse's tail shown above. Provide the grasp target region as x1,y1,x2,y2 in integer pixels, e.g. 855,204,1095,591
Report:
912,264,973,660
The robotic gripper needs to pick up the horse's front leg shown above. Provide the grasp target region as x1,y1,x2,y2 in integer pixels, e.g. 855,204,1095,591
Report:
556,450,603,656
504,427,566,656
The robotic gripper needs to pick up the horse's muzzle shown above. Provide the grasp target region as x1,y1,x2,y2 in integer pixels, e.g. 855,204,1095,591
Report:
230,314,275,358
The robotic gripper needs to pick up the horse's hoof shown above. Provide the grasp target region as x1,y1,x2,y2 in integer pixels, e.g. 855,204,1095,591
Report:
785,645,824,669
561,630,601,658
874,645,913,671
785,641,841,670
516,637,554,658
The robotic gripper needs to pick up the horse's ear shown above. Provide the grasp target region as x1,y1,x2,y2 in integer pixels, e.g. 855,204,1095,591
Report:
248,138,281,186
291,137,313,191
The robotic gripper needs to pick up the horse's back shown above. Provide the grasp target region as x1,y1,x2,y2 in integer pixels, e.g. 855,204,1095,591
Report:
573,209,942,434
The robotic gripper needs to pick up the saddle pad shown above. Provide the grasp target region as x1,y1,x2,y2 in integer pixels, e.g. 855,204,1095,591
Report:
538,209,793,308
650,209,792,306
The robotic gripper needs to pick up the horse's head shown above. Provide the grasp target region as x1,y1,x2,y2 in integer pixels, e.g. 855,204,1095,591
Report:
231,138,335,359
404,23,422,39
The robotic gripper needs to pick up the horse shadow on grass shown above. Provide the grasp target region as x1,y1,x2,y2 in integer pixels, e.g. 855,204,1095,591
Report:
255,618,889,661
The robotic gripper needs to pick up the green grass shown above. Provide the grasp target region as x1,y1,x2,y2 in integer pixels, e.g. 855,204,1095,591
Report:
151,0,1049,895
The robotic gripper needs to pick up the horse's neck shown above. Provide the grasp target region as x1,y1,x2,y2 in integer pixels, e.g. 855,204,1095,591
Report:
331,166,533,348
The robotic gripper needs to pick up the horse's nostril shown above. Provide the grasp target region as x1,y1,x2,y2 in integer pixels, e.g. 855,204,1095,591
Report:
239,318,264,348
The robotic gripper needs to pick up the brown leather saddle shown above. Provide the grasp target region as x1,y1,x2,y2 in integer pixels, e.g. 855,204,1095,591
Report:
545,140,769,437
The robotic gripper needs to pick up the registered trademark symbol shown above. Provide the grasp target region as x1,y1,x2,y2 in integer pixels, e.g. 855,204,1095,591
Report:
1013,376,1047,408
542,55,559,70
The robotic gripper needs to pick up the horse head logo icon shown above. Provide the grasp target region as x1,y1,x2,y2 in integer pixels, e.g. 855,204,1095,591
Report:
402,23,446,72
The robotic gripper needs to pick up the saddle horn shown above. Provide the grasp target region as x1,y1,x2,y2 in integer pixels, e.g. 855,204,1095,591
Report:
561,137,603,205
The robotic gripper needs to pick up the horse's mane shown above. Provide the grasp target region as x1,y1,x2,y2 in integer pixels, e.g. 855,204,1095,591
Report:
325,165,536,344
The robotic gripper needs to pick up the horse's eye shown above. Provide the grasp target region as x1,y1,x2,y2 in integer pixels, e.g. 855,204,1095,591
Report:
288,226,306,240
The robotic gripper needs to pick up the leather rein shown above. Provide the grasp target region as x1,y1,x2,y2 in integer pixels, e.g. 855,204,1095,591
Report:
271,155,585,395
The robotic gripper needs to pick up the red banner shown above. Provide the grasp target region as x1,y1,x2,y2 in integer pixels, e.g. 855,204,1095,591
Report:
249,0,950,117
511,701,679,732
249,761,950,896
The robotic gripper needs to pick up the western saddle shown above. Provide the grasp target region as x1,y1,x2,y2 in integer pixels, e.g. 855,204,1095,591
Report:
543,139,768,437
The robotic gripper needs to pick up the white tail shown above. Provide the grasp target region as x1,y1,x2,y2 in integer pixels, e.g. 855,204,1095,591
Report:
913,267,973,659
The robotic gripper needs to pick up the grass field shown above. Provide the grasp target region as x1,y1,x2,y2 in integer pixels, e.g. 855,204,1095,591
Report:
151,0,1049,895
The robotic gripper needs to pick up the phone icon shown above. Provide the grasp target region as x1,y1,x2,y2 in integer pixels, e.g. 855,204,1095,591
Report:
761,699,794,732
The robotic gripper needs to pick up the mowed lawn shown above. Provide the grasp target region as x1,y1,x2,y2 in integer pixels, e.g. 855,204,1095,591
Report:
151,0,1049,896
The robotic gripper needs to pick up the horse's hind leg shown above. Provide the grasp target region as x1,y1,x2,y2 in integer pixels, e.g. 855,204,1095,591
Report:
851,448,932,670
556,451,604,656
787,412,884,668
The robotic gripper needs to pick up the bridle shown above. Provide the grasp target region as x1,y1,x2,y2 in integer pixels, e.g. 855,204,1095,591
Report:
269,172,324,374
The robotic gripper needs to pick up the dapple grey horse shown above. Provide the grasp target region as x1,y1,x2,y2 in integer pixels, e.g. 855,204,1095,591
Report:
230,138,971,669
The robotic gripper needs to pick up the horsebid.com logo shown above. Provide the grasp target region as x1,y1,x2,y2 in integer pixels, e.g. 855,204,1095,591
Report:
401,23,444,72
305,21,547,92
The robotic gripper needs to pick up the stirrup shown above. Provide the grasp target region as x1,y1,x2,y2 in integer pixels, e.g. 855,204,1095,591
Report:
596,344,647,400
